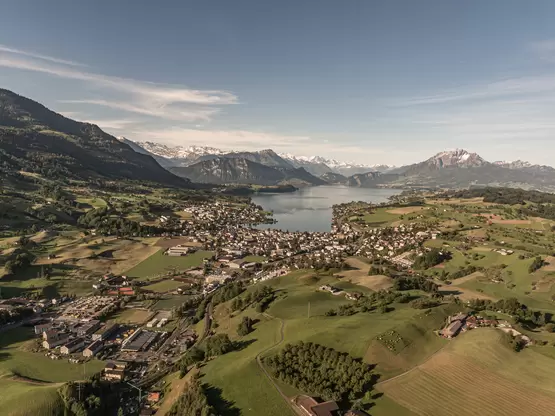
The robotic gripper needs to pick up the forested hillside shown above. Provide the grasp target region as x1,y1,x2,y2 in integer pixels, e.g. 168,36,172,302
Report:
0,89,190,187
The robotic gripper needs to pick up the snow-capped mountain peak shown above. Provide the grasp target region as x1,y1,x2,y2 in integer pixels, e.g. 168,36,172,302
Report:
426,149,486,168
134,141,227,160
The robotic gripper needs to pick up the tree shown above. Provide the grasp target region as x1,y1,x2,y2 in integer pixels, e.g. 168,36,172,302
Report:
237,316,254,336
117,407,124,416
204,334,234,357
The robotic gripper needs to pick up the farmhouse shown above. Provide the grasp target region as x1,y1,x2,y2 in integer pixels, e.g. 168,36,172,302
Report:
319,285,342,295
293,395,339,416
442,320,463,339
441,313,468,338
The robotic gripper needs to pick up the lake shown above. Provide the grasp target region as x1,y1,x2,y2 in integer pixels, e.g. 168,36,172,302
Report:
251,185,400,232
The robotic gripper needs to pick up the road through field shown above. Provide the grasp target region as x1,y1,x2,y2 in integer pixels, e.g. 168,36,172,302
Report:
256,314,300,416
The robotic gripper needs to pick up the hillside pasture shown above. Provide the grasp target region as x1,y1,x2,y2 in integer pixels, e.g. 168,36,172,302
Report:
125,250,214,278
0,377,63,416
378,329,555,416
365,304,459,379
387,206,429,215
34,236,160,276
337,257,394,291
362,208,400,226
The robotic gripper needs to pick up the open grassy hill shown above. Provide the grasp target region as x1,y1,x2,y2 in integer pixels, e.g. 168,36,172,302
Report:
0,377,64,416
378,329,555,416
198,271,448,415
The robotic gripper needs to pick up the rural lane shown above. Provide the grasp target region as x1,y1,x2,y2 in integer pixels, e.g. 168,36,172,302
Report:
255,314,302,416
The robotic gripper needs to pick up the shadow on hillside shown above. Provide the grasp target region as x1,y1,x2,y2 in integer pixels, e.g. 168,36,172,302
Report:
234,339,257,352
1,263,77,282
203,384,241,416
438,289,465,297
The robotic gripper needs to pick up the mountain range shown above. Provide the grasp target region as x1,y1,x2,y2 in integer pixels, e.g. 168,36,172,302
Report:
3,88,555,193
123,139,555,192
128,139,394,177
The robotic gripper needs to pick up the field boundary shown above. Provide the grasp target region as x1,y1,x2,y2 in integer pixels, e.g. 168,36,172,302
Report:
256,314,301,416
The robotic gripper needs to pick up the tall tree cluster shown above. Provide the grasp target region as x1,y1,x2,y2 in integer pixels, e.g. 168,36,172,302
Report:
264,342,374,402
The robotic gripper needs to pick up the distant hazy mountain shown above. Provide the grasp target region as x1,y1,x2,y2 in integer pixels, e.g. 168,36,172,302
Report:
381,150,555,191
345,171,400,187
170,157,326,186
279,154,332,176
0,89,189,187
494,160,555,174
125,138,393,175
221,149,294,169
320,172,347,184
117,138,555,192
279,153,394,176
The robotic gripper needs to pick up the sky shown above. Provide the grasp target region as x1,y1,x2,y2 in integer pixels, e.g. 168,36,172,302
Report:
2,1,555,166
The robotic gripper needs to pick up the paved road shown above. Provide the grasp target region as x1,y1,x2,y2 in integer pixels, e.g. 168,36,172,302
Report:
255,314,302,416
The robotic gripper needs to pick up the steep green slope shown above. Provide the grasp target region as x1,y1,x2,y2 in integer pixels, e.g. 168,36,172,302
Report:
0,89,190,187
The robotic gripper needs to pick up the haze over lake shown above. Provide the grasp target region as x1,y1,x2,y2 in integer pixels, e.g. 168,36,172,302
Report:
251,185,400,232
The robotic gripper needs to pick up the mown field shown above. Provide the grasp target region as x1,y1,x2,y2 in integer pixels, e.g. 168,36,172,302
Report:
152,296,192,311
125,250,214,278
378,329,555,416
108,308,153,324
143,279,187,293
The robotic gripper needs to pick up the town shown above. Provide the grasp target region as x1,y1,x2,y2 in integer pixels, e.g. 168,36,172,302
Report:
3,190,555,416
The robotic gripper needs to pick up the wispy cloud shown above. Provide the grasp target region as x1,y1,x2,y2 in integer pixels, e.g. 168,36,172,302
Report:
0,44,87,67
393,73,555,107
61,99,220,122
0,45,237,122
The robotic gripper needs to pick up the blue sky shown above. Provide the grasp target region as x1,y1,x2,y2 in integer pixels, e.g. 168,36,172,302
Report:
2,1,555,165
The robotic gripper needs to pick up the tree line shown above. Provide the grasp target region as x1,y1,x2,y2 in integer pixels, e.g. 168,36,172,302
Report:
264,342,375,403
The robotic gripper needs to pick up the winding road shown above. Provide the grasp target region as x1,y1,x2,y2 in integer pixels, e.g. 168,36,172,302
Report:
255,314,302,416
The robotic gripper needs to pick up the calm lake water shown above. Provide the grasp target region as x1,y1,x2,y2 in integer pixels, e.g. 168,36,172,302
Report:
251,185,400,232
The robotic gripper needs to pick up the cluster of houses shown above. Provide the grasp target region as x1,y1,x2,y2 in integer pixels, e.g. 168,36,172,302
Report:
355,225,435,262
440,312,530,345
92,274,136,296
